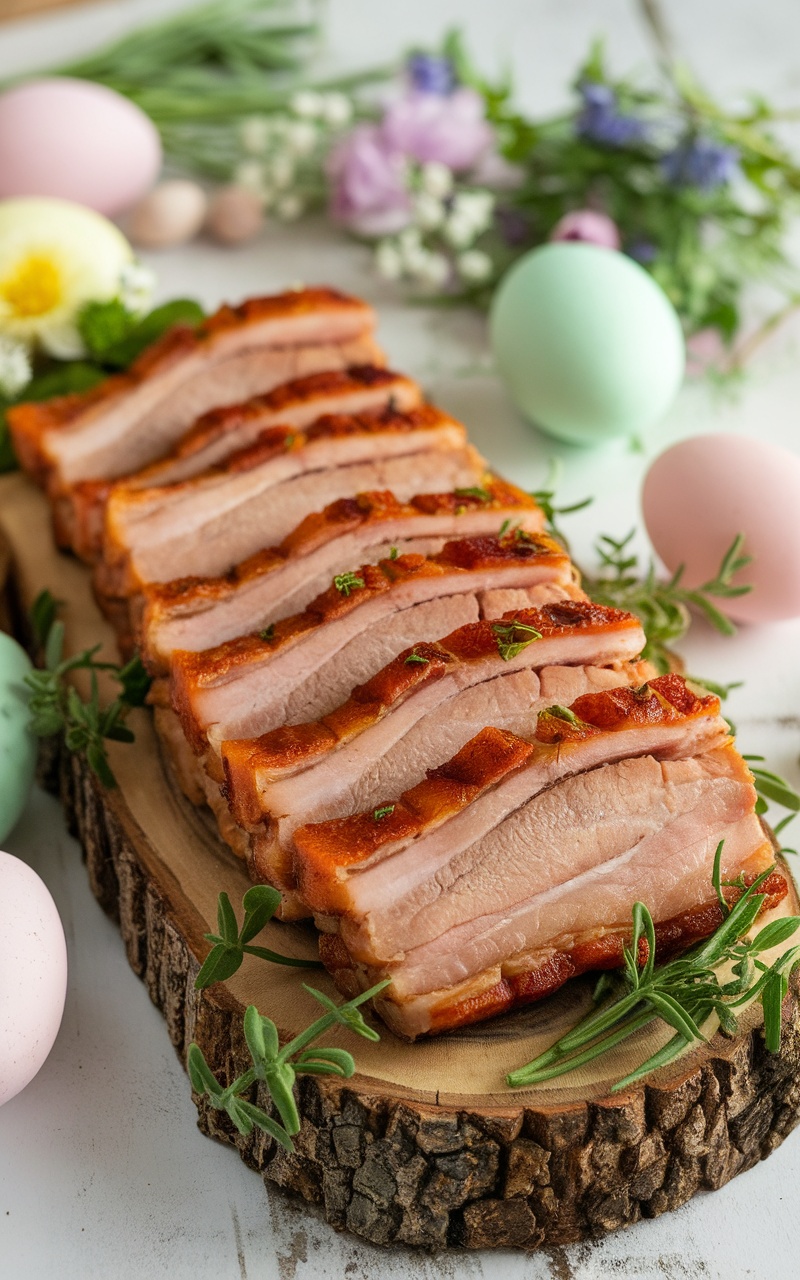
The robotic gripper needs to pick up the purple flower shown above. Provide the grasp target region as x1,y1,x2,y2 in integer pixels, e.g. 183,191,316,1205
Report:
326,124,411,237
381,87,492,172
550,209,621,250
495,205,532,247
407,52,456,96
577,81,648,148
661,137,739,190
626,238,657,264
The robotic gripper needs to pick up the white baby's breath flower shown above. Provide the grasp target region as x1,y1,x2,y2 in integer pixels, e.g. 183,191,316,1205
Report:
397,226,422,256
0,336,32,398
420,161,453,199
269,155,295,191
416,251,450,288
284,120,318,157
118,262,156,315
274,194,304,221
443,212,477,248
451,190,495,234
0,197,133,358
457,249,493,283
413,192,445,231
234,160,268,194
321,92,353,127
239,115,272,155
374,240,403,281
290,90,325,119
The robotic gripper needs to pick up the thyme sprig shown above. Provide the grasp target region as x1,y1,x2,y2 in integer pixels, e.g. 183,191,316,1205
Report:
194,887,322,989
334,571,366,597
491,618,543,661
188,979,390,1151
507,845,800,1091
583,530,752,672
24,590,150,788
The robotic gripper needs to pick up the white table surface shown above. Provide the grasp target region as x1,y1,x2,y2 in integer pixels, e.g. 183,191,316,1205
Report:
3,1,800,1276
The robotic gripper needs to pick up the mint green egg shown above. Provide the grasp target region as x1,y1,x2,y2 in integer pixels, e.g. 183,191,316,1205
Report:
0,631,36,842
489,243,685,446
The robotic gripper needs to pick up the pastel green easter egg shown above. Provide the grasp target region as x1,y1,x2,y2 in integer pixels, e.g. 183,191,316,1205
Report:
0,632,36,842
489,242,685,446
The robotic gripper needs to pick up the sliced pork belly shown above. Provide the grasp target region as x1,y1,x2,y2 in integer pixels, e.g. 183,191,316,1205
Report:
73,364,416,563
9,287,377,485
291,676,781,1035
170,532,579,754
98,401,476,600
137,479,544,673
222,602,648,878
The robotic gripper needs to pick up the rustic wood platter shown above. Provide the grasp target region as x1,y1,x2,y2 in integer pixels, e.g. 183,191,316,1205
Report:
3,468,800,1252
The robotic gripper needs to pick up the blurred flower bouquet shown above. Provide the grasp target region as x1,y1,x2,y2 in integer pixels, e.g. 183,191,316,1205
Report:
11,0,800,371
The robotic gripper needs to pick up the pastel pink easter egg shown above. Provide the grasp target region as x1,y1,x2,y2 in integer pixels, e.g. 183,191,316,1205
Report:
550,209,621,250
0,850,68,1106
642,434,800,624
0,78,162,216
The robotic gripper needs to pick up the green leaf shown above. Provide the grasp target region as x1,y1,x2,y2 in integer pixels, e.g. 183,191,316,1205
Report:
235,1099,295,1150
98,299,205,368
243,1003,268,1063
217,891,239,945
194,943,243,989
240,884,282,944
750,917,800,953
116,655,152,707
29,589,63,651
187,1043,223,1098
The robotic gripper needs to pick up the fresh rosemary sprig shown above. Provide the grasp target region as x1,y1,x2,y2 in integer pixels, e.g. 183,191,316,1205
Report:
194,887,322,989
530,487,593,552
507,844,800,1091
491,618,543,661
188,979,390,1151
743,756,800,852
24,591,150,788
333,571,366,597
583,530,752,673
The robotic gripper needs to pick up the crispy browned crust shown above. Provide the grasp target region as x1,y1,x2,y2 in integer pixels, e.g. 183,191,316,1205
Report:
292,674,721,906
169,531,572,749
9,287,373,482
319,867,789,1038
221,600,640,827
137,476,542,665
140,365,414,476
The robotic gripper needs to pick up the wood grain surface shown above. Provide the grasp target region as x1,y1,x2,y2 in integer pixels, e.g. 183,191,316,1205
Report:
3,468,800,1250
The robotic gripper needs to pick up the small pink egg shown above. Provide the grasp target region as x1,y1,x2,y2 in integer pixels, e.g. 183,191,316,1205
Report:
642,434,800,624
0,78,162,217
0,850,68,1107
550,209,621,250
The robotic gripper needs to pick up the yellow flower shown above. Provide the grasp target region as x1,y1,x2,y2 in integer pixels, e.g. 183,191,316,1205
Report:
0,197,133,359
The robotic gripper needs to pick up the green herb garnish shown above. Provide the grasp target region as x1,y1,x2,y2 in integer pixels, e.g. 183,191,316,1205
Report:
389,546,399,560
258,624,276,644
583,530,751,673
194,887,321,989
404,651,430,665
491,618,543,662
455,486,492,502
507,844,800,1091
373,805,395,821
333,571,366,597
188,979,390,1152
24,591,150,788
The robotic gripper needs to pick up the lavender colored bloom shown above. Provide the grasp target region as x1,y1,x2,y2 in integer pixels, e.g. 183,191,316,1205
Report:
626,238,657,264
407,52,456,96
661,137,739,191
326,124,411,237
550,209,621,250
495,204,532,247
577,80,648,148
382,87,492,172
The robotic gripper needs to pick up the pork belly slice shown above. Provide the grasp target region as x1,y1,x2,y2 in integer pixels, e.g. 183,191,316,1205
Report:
137,478,543,673
170,532,578,753
293,675,736,952
222,598,646,833
9,286,377,485
72,362,413,564
320,851,787,1039
99,399,476,600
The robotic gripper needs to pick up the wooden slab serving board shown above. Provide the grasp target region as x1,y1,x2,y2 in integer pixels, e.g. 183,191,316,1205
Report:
2,468,800,1251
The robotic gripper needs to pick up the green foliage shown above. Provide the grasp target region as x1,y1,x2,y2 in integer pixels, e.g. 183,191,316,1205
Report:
77,298,205,368
491,618,543,662
507,845,800,1090
583,530,752,673
194,886,322,989
23,590,151,788
188,978,390,1150
0,362,106,474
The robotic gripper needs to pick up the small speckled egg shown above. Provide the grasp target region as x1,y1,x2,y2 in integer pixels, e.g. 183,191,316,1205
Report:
0,78,162,216
489,242,685,446
206,185,264,245
0,850,68,1106
128,180,208,250
0,632,36,843
642,434,800,623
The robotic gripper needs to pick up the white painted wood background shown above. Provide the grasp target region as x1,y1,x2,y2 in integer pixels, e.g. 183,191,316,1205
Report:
2,1,800,1275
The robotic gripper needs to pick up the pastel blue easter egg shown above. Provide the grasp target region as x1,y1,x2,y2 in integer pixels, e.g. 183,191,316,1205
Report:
0,632,36,843
489,242,685,446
